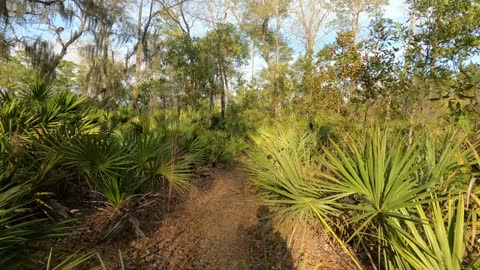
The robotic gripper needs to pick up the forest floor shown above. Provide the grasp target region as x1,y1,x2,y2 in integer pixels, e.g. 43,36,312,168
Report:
49,164,354,269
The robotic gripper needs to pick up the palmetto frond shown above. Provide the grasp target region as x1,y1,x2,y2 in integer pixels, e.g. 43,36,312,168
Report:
247,126,363,267
39,130,132,184
387,195,479,270
127,130,194,193
248,127,340,227
317,128,435,268
19,76,53,104
0,169,70,269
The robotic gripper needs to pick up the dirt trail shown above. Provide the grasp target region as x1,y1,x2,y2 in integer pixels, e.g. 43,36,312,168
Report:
167,165,259,268
50,164,353,269
130,165,262,269
128,165,352,270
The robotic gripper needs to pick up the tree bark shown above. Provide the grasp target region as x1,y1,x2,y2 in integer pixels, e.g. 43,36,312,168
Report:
219,59,226,119
429,10,442,74
403,8,417,76
133,0,144,110
274,3,282,119
251,41,255,82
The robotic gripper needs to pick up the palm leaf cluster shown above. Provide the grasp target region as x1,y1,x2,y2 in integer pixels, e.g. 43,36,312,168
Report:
0,77,245,268
0,165,71,269
0,78,98,269
248,124,480,269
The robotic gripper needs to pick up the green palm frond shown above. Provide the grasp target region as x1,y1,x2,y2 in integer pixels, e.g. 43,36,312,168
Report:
20,76,53,104
97,177,132,209
248,127,340,229
43,249,96,270
177,131,207,166
320,128,432,244
388,195,479,270
248,126,363,268
155,153,193,193
114,126,194,194
0,170,70,269
38,131,132,183
42,249,126,270
420,133,470,189
0,92,37,135
136,131,193,192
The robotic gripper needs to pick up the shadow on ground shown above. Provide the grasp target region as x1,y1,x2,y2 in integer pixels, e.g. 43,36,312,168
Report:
242,206,294,270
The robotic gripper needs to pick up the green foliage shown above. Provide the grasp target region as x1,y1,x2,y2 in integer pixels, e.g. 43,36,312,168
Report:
248,125,339,225
1,75,243,263
320,129,430,238
411,0,480,72
2,0,480,267
198,129,247,166
249,126,479,269
42,249,126,270
127,130,195,192
43,250,96,270
42,132,131,183
0,169,70,270
389,195,479,270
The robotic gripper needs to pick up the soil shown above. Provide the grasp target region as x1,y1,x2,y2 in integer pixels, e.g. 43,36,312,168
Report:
47,164,355,269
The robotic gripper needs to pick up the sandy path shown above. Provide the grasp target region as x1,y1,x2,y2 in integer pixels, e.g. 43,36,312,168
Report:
130,165,261,269
128,165,353,270
50,164,354,269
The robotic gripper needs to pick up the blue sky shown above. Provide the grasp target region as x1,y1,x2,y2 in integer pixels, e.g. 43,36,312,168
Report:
58,0,411,64
18,0,479,79
238,0,411,79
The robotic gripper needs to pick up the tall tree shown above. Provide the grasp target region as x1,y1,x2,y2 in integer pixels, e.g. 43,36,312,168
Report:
4,0,102,75
203,23,248,118
230,0,291,118
408,0,480,75
332,0,387,44
80,0,129,98
132,0,189,110
291,0,332,114
294,0,332,60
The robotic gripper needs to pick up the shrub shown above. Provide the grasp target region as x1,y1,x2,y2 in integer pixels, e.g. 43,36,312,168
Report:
249,126,479,269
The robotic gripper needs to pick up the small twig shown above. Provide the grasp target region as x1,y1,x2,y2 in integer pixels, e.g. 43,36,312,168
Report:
360,240,377,270
466,176,476,210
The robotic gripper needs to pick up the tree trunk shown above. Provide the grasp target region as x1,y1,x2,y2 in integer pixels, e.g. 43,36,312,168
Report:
219,61,226,119
133,0,144,110
404,9,417,76
351,11,360,45
429,11,442,74
209,89,214,114
223,66,229,119
251,41,255,82
274,6,281,119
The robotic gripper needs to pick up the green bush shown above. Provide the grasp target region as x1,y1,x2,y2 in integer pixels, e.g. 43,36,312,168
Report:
0,168,71,269
248,126,479,269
